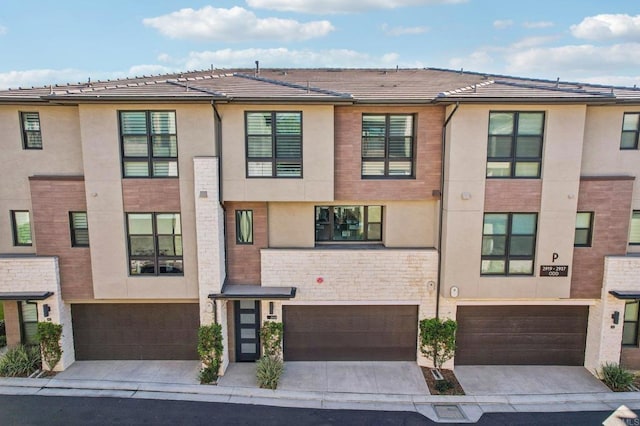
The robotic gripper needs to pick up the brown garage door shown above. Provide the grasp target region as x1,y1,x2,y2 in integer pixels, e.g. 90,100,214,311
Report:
283,305,417,361
72,303,199,360
455,305,588,365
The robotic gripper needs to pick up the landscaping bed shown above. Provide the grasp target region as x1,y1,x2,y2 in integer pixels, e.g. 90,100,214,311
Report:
421,367,465,395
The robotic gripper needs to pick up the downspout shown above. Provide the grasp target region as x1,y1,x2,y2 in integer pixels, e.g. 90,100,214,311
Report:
436,102,459,319
211,101,226,324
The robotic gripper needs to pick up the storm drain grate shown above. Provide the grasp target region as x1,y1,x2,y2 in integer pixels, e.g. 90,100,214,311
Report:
433,404,466,420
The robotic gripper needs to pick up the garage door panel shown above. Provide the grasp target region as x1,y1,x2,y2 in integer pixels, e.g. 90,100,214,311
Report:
455,306,588,366
283,305,417,361
72,304,199,360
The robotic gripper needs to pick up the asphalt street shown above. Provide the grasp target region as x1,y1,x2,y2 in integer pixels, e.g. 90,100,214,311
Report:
0,395,616,425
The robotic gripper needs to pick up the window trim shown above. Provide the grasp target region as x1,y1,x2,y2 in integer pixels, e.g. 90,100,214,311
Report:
69,211,89,247
620,112,640,150
574,211,594,247
486,111,545,179
235,210,254,245
623,300,640,347
11,210,32,247
361,113,416,179
126,212,183,276
119,110,179,179
630,210,640,246
314,205,383,243
245,111,303,179
20,111,42,150
481,212,538,276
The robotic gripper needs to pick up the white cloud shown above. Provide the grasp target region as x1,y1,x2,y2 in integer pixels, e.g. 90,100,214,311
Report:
523,21,553,29
579,75,640,87
0,25,7,35
510,35,559,49
181,47,406,69
127,64,174,76
246,0,466,14
381,23,428,36
571,14,640,41
143,6,334,41
0,69,90,89
493,20,514,30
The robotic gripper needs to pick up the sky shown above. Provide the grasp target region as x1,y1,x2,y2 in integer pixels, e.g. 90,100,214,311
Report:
1,0,639,89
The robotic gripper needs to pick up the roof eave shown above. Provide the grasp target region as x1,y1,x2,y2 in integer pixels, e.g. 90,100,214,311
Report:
432,96,620,105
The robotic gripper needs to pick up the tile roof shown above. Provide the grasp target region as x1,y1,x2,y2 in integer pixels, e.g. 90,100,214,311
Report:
1,67,639,104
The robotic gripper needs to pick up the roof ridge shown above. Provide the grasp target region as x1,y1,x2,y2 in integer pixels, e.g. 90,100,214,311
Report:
233,73,353,98
166,79,228,98
438,80,495,97
492,80,615,97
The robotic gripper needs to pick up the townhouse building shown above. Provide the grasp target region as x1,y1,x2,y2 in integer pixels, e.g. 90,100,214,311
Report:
0,68,638,376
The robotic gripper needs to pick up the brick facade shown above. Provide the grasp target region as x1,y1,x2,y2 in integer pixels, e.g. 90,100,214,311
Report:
29,176,94,300
483,180,543,212
122,178,181,212
334,106,443,201
225,202,267,285
571,177,634,299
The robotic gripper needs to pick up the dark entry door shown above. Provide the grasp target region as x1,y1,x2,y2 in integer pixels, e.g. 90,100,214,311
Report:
235,300,261,361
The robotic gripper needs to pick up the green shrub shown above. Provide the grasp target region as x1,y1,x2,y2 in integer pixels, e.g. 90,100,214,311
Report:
260,321,283,359
599,362,634,391
0,302,4,320
197,323,223,384
0,345,41,377
0,320,5,337
37,322,63,371
256,356,284,390
0,336,6,348
435,379,453,393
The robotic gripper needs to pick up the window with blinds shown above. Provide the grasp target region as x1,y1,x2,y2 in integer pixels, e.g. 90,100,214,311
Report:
120,111,178,178
70,212,89,247
20,112,42,149
246,111,302,178
11,210,32,246
361,114,414,178
127,213,183,275
630,211,640,245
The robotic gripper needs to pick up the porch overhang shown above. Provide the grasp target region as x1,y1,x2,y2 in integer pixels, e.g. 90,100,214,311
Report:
0,291,54,301
209,284,296,300
609,290,640,300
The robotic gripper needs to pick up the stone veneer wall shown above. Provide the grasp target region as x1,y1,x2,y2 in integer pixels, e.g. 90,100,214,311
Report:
584,255,640,372
261,248,438,365
193,157,228,374
0,256,74,370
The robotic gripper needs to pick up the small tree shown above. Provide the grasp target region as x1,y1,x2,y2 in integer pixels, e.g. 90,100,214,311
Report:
260,321,283,359
37,322,63,372
419,318,457,370
197,323,223,384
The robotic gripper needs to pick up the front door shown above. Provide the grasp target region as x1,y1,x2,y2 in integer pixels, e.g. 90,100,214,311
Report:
235,300,260,361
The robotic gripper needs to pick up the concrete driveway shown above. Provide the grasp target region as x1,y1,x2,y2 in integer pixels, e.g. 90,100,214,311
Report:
55,361,200,385
454,366,610,395
219,361,430,395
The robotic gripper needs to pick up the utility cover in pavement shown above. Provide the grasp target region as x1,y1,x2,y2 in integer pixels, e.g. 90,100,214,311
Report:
434,405,466,420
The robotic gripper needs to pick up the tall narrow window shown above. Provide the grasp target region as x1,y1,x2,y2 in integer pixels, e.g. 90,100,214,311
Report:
621,112,640,150
623,301,639,346
574,212,593,247
362,114,414,177
69,212,89,247
481,213,537,275
315,205,382,242
236,210,254,244
246,111,302,178
11,210,32,246
630,210,640,245
487,111,544,178
20,301,39,346
120,111,178,178
20,112,42,149
127,213,182,275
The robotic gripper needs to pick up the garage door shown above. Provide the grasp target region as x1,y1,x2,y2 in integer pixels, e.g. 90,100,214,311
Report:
72,304,199,360
455,306,588,365
283,305,417,361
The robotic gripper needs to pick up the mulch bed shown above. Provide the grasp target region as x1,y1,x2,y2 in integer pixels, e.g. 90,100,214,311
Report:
420,367,465,395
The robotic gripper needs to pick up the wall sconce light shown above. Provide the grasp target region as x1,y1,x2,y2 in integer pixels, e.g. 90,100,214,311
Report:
612,311,620,325
42,304,51,318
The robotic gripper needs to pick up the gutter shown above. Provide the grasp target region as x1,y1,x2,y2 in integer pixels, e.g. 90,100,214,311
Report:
436,102,459,319
211,101,226,324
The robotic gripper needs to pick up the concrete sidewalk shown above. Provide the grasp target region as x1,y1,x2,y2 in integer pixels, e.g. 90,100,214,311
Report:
1,373,639,423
